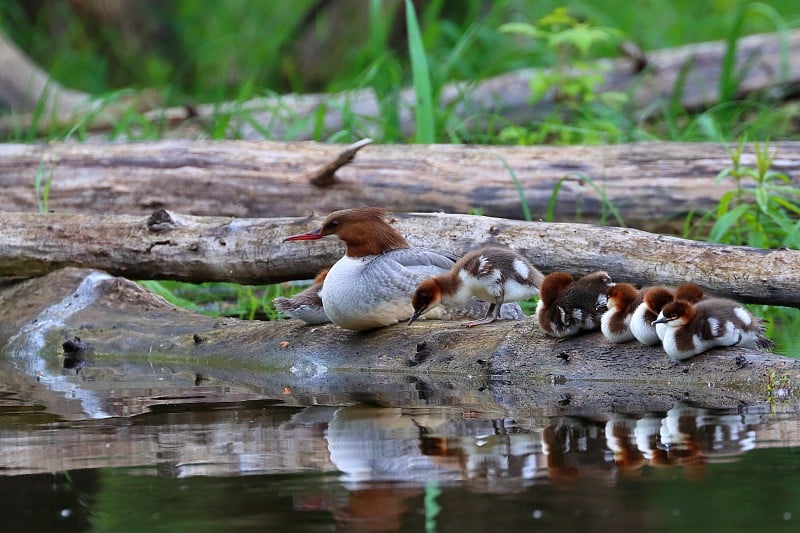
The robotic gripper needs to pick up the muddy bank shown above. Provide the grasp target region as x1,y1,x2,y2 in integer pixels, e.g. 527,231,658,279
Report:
1,268,797,417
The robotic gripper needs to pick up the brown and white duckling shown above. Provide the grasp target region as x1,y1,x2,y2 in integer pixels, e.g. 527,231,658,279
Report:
600,282,640,343
272,269,330,325
408,246,544,327
652,298,773,361
629,283,704,345
535,271,614,338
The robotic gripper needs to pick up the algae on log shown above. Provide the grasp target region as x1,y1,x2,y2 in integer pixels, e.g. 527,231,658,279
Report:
2,211,799,308
0,268,797,418
2,140,800,232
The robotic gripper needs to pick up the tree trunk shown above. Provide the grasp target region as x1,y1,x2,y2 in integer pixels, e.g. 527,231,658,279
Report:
1,30,798,140
2,140,798,232
2,210,798,307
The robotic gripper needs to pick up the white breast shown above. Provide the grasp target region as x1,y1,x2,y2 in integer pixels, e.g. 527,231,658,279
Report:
320,254,450,331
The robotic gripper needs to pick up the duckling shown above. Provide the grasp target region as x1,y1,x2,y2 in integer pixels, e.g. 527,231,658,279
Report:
652,298,773,361
408,246,544,327
536,271,614,338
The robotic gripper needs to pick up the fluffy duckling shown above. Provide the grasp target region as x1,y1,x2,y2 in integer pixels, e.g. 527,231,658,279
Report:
272,269,330,325
652,298,773,361
408,246,544,327
629,283,704,345
536,271,614,338
600,282,640,343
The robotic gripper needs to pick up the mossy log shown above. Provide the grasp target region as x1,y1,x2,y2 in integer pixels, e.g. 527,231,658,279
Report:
2,211,798,307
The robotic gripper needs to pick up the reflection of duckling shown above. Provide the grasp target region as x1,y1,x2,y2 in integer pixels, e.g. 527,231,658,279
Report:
272,269,330,324
535,271,614,337
604,415,646,471
653,298,773,360
408,246,543,327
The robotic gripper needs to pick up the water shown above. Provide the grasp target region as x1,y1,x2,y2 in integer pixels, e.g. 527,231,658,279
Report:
1,359,799,532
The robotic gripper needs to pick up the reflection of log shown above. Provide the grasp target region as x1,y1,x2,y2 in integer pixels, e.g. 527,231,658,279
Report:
2,30,799,140
2,140,800,231
1,268,798,418
2,211,799,307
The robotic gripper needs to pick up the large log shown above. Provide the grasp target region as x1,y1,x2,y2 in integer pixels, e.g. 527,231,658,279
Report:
2,140,799,232
2,30,798,140
1,268,797,419
2,211,798,307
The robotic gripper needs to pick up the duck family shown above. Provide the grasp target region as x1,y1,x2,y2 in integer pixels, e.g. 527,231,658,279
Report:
280,207,773,361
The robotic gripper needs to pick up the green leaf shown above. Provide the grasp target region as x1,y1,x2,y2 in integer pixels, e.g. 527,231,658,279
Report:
405,0,435,143
709,203,752,242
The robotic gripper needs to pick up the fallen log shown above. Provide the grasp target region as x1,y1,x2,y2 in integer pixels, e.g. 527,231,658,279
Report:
2,211,798,307
1,30,798,140
0,268,797,418
2,140,799,232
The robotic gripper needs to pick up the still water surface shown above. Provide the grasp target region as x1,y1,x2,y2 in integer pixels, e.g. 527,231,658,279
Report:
1,361,799,532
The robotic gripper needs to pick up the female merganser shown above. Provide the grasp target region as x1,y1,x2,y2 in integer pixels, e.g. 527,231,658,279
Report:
652,298,773,361
272,269,330,324
535,271,614,338
629,283,704,345
600,282,640,343
407,245,544,327
283,207,522,331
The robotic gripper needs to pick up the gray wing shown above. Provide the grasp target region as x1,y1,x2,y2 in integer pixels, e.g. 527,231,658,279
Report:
382,247,456,271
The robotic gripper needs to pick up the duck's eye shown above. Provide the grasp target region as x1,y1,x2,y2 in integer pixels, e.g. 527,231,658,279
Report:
325,220,340,230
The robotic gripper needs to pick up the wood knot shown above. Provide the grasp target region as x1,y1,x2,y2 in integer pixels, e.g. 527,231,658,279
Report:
147,209,180,232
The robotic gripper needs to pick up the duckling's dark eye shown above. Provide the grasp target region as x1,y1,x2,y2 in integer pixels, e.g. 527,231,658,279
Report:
325,220,340,230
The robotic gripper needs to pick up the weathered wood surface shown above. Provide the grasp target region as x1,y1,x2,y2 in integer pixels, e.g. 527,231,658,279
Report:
2,211,799,307
2,140,799,231
1,268,797,416
2,30,798,140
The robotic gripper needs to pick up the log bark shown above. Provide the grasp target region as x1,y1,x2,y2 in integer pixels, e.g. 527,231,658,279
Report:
1,268,797,418
1,30,798,140
2,140,799,232
2,210,798,307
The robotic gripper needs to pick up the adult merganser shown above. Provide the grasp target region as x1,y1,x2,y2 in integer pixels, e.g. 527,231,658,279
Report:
272,269,330,324
535,271,614,338
283,207,522,331
629,283,704,345
407,246,544,327
652,298,773,360
600,282,640,343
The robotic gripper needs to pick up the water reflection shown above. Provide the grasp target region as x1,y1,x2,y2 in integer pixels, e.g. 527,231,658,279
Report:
0,395,798,531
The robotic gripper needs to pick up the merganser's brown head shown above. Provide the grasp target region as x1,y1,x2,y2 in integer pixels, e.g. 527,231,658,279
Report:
674,282,704,303
606,282,639,311
539,272,575,307
284,207,409,257
641,287,675,314
652,300,696,327
407,277,443,325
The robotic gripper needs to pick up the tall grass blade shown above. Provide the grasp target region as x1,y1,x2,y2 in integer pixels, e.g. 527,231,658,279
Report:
405,0,436,143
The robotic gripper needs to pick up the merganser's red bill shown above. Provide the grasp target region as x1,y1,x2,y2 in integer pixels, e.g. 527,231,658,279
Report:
284,227,324,241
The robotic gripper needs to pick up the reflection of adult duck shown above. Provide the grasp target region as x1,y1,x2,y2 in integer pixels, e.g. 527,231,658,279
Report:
325,405,461,485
